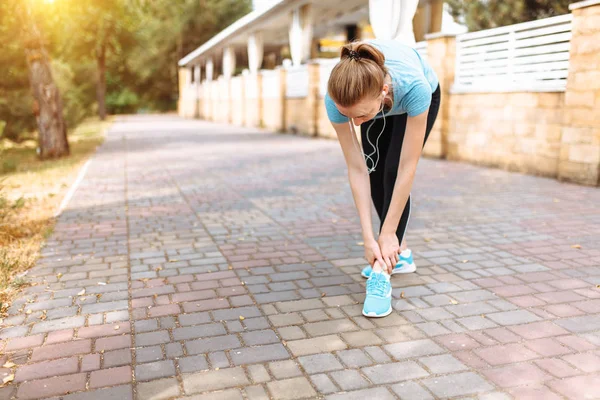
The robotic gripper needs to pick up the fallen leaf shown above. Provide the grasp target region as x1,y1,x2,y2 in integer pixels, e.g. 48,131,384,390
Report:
56,273,63,279
282,340,287,346
169,259,179,263
424,238,432,242
462,260,469,263
400,292,405,299
450,299,459,305
357,242,364,246
2,362,15,368
239,316,245,320
26,309,32,315
321,293,326,297
228,265,233,270
77,289,86,296
114,325,120,330
571,244,582,249
2,374,14,384
155,267,163,271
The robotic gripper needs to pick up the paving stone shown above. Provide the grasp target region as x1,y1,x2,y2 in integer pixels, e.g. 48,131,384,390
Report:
336,349,373,368
419,354,469,374
326,387,396,400
483,362,551,388
297,353,343,374
268,360,302,379
230,343,289,365
485,310,542,326
186,335,241,355
383,339,445,360
422,372,494,397
248,364,271,383
266,377,317,400
136,378,180,400
390,381,435,400
59,385,133,400
362,361,429,384
135,360,176,381
286,335,347,356
182,367,249,393
178,355,209,373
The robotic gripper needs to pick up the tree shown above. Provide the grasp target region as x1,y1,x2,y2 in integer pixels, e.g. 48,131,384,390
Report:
447,0,576,31
18,0,69,158
61,0,139,121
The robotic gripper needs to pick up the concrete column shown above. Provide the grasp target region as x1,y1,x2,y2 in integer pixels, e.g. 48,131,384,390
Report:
423,32,457,159
248,32,264,74
223,46,236,79
368,0,418,45
306,62,320,136
559,0,600,186
206,58,214,81
194,66,201,118
289,4,313,66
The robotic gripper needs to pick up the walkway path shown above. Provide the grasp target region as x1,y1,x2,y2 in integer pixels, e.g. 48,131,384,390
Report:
1,115,600,399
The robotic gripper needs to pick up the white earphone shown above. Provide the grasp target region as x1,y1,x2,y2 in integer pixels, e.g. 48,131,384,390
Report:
348,87,389,174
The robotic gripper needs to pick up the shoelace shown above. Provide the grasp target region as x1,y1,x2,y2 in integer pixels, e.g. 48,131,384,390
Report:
367,273,389,297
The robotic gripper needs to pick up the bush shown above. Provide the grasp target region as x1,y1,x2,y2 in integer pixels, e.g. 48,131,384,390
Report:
106,88,140,114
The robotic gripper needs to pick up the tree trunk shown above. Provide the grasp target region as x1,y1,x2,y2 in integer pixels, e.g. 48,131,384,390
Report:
96,41,107,121
21,4,69,159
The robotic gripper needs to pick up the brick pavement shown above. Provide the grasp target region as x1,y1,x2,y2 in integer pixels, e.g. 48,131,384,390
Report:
1,114,600,399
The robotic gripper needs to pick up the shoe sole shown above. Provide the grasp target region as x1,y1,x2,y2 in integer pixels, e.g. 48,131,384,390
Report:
362,306,393,318
361,263,416,278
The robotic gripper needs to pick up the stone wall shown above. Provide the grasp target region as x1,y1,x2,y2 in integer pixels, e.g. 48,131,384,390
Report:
447,92,564,177
558,0,600,185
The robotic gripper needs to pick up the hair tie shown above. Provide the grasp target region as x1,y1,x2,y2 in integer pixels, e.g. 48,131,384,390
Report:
348,50,361,61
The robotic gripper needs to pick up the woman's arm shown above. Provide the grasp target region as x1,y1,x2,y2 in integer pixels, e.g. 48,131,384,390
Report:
377,110,429,267
332,122,385,269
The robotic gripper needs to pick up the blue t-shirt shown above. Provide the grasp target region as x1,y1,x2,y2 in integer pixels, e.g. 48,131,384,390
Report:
324,39,439,123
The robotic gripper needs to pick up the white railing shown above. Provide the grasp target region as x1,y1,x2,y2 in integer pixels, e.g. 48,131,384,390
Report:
285,65,309,98
261,69,280,99
453,14,572,93
415,41,428,60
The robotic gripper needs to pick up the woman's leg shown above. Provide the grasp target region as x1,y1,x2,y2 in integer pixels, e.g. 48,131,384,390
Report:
360,117,394,224
380,85,441,247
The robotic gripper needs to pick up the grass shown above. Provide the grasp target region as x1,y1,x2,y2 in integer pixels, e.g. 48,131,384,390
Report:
0,117,112,313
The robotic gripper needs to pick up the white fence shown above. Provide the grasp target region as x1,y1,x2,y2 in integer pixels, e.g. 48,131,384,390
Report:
415,41,428,60
261,69,281,99
317,58,340,97
285,65,309,98
453,14,573,93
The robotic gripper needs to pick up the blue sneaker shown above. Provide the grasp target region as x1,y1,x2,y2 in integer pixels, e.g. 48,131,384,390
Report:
361,249,417,278
362,271,392,318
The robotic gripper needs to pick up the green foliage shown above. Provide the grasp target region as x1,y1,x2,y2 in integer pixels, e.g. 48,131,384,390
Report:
1,0,252,142
447,0,577,31
107,88,140,114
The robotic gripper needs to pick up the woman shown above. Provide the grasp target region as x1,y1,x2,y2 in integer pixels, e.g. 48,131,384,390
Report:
325,39,440,317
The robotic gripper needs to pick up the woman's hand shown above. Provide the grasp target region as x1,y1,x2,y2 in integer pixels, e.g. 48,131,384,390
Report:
364,238,385,272
378,233,400,274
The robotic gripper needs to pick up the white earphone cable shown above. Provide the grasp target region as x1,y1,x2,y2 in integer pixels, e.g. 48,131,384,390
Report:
349,100,387,175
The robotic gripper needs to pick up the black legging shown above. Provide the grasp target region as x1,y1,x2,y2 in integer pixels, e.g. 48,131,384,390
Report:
360,84,441,244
